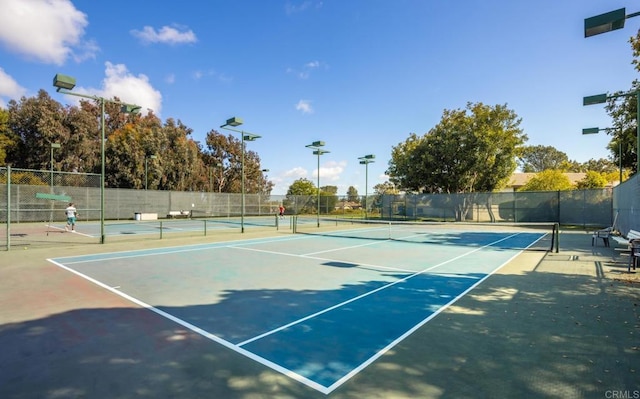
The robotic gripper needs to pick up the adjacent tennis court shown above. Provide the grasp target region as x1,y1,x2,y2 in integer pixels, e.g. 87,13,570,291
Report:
44,215,280,238
47,220,554,394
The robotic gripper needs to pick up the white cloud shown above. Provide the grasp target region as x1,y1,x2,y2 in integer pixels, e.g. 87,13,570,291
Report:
0,67,27,106
284,166,308,178
131,25,197,45
0,0,95,65
287,60,326,79
284,1,323,15
319,160,345,182
165,73,176,84
295,99,314,114
65,62,162,117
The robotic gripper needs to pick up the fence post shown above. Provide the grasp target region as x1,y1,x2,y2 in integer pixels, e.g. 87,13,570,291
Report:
5,165,10,250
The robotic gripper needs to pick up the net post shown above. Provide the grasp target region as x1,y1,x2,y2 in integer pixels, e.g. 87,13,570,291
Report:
554,222,559,253
160,221,163,239
203,220,207,236
275,214,279,230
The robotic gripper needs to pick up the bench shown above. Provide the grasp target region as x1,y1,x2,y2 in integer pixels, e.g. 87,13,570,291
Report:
611,229,640,246
167,210,191,219
611,229,640,272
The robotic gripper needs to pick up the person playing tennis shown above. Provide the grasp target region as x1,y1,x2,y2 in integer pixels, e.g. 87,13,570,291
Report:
65,202,78,232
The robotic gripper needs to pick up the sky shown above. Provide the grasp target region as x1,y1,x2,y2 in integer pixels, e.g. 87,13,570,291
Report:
0,1,638,195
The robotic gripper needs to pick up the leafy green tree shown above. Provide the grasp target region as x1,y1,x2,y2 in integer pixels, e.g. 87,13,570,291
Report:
286,178,316,213
575,171,608,189
346,186,359,203
319,185,338,213
518,170,573,191
388,102,526,220
0,108,19,165
287,178,316,196
374,181,397,195
204,129,271,194
517,145,569,172
6,90,68,169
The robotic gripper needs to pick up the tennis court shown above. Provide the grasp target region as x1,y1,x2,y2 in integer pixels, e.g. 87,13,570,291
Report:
43,215,280,238
47,220,554,394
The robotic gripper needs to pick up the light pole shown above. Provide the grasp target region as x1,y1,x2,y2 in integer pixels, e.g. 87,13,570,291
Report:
220,117,261,233
53,74,141,244
306,141,329,227
584,92,639,175
583,127,623,184
50,143,60,188
584,8,640,175
358,154,375,219
145,154,157,190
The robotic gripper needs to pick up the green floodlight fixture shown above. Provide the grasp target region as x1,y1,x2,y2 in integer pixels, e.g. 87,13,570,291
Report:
584,8,639,38
52,73,141,244
53,74,76,91
582,127,601,135
583,93,608,106
223,117,243,127
219,116,262,233
306,141,330,227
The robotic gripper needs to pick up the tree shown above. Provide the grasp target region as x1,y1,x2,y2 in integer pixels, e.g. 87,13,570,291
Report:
0,108,19,165
518,170,573,191
346,186,359,202
6,90,68,169
286,178,316,196
373,181,398,195
388,102,526,220
575,171,608,189
204,129,271,194
286,178,317,213
517,145,569,172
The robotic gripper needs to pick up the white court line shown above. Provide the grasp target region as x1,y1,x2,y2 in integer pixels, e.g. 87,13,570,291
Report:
235,232,521,347
46,257,330,394
49,230,536,394
232,245,418,273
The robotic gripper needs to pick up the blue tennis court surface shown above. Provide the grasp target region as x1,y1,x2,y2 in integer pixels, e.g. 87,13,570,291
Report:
48,227,547,394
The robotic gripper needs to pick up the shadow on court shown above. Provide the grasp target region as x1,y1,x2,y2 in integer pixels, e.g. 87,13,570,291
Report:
0,231,638,398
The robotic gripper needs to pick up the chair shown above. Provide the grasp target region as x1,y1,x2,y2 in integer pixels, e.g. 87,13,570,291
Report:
592,227,612,247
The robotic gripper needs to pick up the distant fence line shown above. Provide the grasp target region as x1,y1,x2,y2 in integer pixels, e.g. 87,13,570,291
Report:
3,166,639,246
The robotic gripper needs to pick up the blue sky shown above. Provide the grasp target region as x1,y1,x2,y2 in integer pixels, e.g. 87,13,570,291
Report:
0,1,637,195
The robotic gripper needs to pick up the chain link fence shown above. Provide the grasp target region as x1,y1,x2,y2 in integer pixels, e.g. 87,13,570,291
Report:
3,166,636,249
613,172,640,237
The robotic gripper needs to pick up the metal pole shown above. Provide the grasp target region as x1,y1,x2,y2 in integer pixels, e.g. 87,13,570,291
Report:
619,138,623,184
100,98,105,244
316,151,320,228
50,146,54,189
6,165,10,250
364,163,369,219
145,157,148,190
241,133,245,233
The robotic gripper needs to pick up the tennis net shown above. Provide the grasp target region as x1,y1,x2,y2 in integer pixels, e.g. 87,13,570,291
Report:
293,216,559,252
